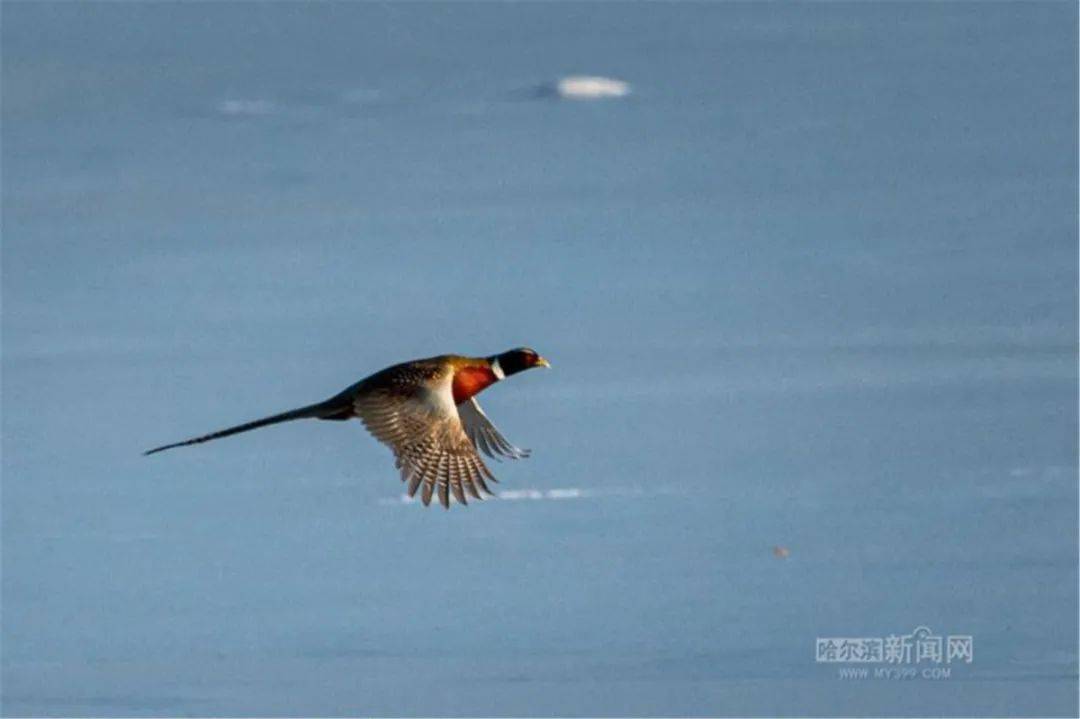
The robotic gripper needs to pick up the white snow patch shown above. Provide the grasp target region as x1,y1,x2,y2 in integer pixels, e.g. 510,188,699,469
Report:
555,76,631,99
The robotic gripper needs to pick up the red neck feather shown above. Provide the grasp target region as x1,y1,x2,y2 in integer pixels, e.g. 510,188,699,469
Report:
452,365,498,404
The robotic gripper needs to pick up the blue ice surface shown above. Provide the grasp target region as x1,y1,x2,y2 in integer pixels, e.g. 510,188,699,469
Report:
2,3,1077,717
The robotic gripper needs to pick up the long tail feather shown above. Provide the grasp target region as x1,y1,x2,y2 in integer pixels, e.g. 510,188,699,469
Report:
144,397,350,456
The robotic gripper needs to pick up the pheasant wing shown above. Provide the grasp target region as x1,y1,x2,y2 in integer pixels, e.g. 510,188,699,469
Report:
458,397,530,461
353,381,497,508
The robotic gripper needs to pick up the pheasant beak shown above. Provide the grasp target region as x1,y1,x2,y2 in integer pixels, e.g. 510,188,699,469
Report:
535,356,551,369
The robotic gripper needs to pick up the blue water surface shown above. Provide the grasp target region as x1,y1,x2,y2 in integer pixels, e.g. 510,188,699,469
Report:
2,3,1077,716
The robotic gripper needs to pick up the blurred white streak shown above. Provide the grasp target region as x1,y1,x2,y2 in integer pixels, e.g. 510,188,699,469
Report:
556,76,631,99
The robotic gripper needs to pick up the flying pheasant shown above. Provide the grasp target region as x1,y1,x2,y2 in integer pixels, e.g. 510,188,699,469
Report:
144,348,550,508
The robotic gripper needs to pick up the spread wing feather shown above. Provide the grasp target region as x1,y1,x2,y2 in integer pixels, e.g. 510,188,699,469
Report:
353,376,498,509
458,397,530,461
